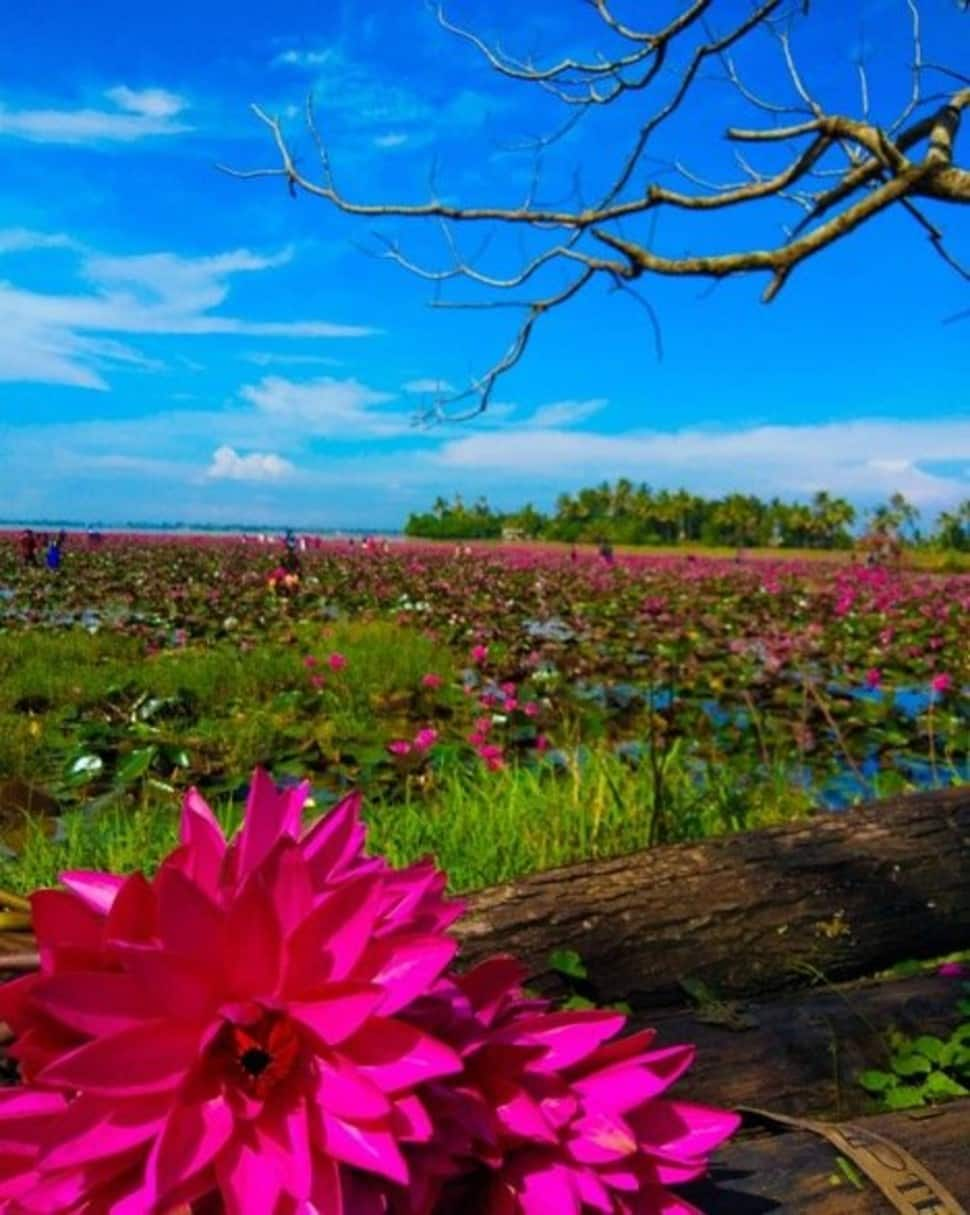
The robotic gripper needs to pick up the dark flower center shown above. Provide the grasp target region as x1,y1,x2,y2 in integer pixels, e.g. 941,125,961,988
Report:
215,1012,303,1100
239,1047,273,1077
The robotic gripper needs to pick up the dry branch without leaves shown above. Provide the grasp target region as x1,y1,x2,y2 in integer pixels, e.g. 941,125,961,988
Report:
226,0,970,420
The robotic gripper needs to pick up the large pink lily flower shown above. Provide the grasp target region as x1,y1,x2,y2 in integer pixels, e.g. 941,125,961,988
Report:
0,772,463,1213
0,774,737,1213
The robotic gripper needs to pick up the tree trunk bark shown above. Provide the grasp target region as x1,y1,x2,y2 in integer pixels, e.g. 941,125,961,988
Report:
457,786,970,1006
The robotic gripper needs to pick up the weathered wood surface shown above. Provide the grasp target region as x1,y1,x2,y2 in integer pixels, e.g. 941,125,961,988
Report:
681,1101,970,1212
645,972,964,1119
457,785,970,1006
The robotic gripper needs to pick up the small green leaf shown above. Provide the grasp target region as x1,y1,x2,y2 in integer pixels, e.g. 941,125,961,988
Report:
859,1070,894,1094
892,1053,932,1078
912,1036,943,1064
835,1156,866,1191
549,949,589,981
925,1071,969,1100
115,746,157,785
561,994,596,1011
884,1085,926,1110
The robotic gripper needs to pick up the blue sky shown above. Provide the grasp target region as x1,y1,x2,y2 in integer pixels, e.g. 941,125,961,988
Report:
1,0,967,527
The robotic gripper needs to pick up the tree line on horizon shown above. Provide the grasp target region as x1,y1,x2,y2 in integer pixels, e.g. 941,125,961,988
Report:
404,482,970,551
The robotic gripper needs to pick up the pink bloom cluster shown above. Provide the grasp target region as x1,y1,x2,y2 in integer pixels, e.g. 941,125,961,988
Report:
0,773,736,1213
387,729,439,758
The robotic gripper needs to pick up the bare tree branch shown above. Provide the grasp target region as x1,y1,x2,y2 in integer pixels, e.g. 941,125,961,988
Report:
228,0,970,421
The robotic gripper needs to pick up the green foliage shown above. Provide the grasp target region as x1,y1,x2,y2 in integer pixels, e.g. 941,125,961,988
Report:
548,949,631,1015
404,494,505,540
858,1016,970,1111
406,484,970,552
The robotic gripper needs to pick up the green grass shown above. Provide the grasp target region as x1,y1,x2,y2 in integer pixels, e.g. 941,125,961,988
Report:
2,752,945,898
0,743,813,895
0,619,901,896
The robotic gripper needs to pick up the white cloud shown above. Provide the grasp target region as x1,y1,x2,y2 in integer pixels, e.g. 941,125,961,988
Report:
4,410,967,528
527,398,607,428
270,46,504,137
207,445,295,482
373,132,409,149
403,377,456,395
240,375,408,437
272,48,333,69
243,351,343,368
434,419,970,507
0,86,191,144
103,86,186,119
867,458,911,473
0,240,375,389
0,228,75,254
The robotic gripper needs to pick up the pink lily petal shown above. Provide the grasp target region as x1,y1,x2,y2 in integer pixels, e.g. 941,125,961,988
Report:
223,875,282,1000
146,1095,234,1208
573,1166,614,1212
362,933,458,1016
567,1109,638,1164
114,943,218,1023
29,971,153,1038
288,983,384,1047
105,872,158,945
495,1086,558,1144
459,955,529,1018
285,876,382,992
156,866,225,963
575,1046,697,1111
38,1020,200,1096
390,1094,433,1143
178,788,226,894
58,871,125,915
347,1017,463,1094
315,1109,408,1185
308,1156,346,1215
516,1159,580,1215
30,889,103,959
506,1010,627,1072
633,1098,741,1162
0,1089,66,1155
312,1053,391,1121
216,1132,284,1215
578,1028,658,1071
257,839,315,932
301,792,366,883
0,973,41,1028
41,1094,169,1170
235,768,309,882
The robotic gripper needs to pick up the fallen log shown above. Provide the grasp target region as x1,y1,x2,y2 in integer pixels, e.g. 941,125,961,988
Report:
681,1100,970,1213
457,785,970,1006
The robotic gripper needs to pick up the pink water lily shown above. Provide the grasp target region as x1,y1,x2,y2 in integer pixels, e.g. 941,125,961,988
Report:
0,773,736,1212
0,772,463,1212
397,957,740,1214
